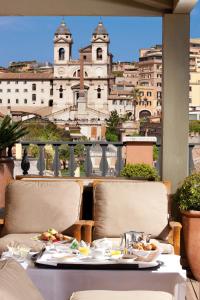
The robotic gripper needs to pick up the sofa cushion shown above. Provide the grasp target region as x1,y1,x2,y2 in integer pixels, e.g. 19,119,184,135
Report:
93,181,169,240
2,180,82,235
0,233,44,254
0,259,44,300
70,290,173,300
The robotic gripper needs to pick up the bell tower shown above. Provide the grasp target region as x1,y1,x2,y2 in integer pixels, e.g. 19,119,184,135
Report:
54,20,73,77
92,21,109,64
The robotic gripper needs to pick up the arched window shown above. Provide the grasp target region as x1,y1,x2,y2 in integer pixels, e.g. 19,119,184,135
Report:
97,87,101,99
59,48,65,61
139,110,151,120
73,70,88,77
96,48,103,60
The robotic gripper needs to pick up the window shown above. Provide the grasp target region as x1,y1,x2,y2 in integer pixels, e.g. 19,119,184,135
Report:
7,89,11,92
32,94,36,101
16,99,19,104
50,89,53,96
83,55,87,60
41,89,44,92
157,83,162,87
7,99,10,104
24,81,27,84
97,87,101,99
96,48,103,60
32,83,36,91
0,89,2,92
59,48,65,60
0,81,1,84
15,81,18,84
157,91,162,99
140,91,144,96
24,99,27,104
15,89,19,92
59,85,63,99
189,86,192,91
41,100,44,104
0,99,2,104
7,81,10,84
147,92,152,97
24,89,28,92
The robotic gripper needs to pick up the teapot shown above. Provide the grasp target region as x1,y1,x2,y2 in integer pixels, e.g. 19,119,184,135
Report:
120,231,151,249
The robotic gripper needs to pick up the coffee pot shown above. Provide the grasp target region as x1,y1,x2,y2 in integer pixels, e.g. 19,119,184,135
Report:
120,231,151,249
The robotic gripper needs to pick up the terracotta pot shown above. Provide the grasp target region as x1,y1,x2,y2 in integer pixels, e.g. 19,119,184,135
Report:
182,210,200,281
0,157,14,208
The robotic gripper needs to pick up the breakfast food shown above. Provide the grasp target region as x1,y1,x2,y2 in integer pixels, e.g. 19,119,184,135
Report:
132,242,157,251
38,228,72,242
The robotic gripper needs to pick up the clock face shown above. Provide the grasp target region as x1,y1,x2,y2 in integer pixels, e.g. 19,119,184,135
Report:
58,67,65,75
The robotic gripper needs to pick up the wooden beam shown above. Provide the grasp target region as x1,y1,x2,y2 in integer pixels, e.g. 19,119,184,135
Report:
173,0,198,13
133,0,173,10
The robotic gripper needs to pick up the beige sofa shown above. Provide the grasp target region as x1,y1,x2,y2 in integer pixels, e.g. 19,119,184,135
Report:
0,180,88,253
70,290,173,300
91,180,181,255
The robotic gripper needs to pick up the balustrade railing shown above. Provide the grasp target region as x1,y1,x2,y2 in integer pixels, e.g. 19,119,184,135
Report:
19,141,124,177
13,141,200,178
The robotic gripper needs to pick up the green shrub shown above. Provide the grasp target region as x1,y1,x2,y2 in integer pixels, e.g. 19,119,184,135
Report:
105,131,119,142
189,120,200,133
174,173,200,211
120,163,159,181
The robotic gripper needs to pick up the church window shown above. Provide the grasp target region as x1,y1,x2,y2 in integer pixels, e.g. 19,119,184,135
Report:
32,83,36,91
97,87,101,99
32,94,36,101
59,85,63,98
59,48,65,61
97,48,103,60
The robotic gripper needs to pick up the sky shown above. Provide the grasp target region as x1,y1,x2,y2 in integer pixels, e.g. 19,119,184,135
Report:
0,2,200,67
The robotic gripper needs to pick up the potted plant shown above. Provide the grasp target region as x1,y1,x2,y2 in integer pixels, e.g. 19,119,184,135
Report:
0,115,28,207
120,163,159,181
174,173,200,281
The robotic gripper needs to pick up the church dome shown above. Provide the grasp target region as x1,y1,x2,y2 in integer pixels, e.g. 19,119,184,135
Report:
93,21,108,35
55,20,71,35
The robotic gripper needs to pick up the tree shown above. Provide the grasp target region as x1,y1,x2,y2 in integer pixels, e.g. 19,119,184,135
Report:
105,110,121,142
131,88,141,121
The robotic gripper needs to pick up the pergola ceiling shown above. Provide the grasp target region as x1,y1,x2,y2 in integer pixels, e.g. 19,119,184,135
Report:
0,0,197,16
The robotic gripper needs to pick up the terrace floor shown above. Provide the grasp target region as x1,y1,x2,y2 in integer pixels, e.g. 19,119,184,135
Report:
187,279,199,300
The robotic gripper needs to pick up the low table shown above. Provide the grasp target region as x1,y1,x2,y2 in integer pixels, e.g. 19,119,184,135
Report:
27,254,186,300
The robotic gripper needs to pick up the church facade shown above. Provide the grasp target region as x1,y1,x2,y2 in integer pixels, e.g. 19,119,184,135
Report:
0,20,113,122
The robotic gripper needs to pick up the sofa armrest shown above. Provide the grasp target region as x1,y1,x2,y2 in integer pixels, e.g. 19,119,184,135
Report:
168,221,182,255
64,220,94,243
0,218,4,234
80,220,94,244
